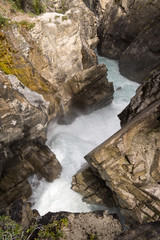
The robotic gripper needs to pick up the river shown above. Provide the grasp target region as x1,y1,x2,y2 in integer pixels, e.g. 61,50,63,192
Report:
29,54,139,215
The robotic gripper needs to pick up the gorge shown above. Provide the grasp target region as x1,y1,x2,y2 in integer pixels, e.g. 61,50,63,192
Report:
0,0,160,239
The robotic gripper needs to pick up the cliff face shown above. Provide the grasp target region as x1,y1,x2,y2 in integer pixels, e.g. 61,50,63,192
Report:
0,72,62,205
96,0,160,82
72,67,160,224
118,69,160,126
0,0,114,205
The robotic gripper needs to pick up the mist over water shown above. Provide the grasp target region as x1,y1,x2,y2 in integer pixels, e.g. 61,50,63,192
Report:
29,56,139,215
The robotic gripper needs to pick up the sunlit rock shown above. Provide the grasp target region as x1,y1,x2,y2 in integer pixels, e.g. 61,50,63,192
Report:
85,99,160,223
0,73,62,204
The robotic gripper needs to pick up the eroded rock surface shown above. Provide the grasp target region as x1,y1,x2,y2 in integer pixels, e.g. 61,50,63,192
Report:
37,211,122,240
97,0,160,82
116,221,160,240
0,73,61,204
0,0,114,204
118,68,160,126
72,164,116,207
85,100,160,223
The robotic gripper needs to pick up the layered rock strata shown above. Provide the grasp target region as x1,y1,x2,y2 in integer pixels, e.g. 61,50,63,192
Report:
84,100,160,223
72,164,116,207
118,68,160,126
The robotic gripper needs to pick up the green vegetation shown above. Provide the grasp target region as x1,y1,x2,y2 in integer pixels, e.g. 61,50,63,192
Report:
18,20,35,30
62,16,68,21
9,0,45,15
56,0,68,14
0,215,23,239
0,14,9,27
31,0,45,15
9,0,24,12
0,31,52,94
87,233,98,240
0,215,68,239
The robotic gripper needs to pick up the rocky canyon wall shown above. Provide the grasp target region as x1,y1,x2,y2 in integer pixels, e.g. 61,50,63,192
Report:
72,66,160,225
0,0,114,205
95,0,160,82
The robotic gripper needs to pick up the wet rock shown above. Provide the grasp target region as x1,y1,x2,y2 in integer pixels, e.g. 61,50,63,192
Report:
60,64,114,122
118,68,160,126
119,21,160,83
97,0,160,82
0,73,61,204
72,164,116,207
85,99,160,224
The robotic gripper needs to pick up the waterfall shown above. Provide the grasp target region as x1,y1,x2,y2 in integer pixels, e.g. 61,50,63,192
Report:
29,55,139,215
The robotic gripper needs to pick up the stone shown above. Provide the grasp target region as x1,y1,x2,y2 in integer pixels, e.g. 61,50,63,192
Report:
85,99,160,223
60,64,114,123
0,198,34,230
97,0,160,82
118,69,160,126
37,210,122,240
115,221,160,240
0,73,62,204
119,21,160,83
71,164,116,207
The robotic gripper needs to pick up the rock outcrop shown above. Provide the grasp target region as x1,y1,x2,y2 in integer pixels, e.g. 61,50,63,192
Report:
116,221,160,240
0,72,62,205
37,210,122,240
118,68,160,126
0,199,122,240
61,64,114,122
84,100,160,224
97,0,160,82
0,0,114,204
72,164,116,207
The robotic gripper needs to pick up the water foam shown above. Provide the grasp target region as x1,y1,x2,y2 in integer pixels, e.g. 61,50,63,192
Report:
29,56,139,215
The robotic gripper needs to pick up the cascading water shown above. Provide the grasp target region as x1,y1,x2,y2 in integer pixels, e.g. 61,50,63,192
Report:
29,55,139,216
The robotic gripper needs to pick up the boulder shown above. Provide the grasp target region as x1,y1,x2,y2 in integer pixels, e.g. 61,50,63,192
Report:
60,64,114,123
0,198,34,230
118,68,160,126
72,164,116,207
85,99,160,223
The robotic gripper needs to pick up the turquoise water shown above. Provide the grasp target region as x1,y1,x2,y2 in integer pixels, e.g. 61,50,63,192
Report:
29,56,139,215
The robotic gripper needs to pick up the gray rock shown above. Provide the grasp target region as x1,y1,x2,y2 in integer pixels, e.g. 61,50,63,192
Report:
116,221,160,240
97,0,160,82
118,68,160,126
0,73,62,204
38,211,122,240
119,21,160,83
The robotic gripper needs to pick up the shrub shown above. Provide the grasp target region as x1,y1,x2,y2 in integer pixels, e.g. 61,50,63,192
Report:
0,215,23,239
0,15,9,27
18,20,35,30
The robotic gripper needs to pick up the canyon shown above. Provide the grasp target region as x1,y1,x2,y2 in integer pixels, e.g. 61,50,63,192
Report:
0,0,160,239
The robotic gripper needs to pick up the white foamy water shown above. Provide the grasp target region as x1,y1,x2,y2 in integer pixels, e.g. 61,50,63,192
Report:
29,56,139,215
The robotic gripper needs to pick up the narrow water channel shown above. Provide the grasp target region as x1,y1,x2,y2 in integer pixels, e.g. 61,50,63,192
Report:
29,55,139,215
